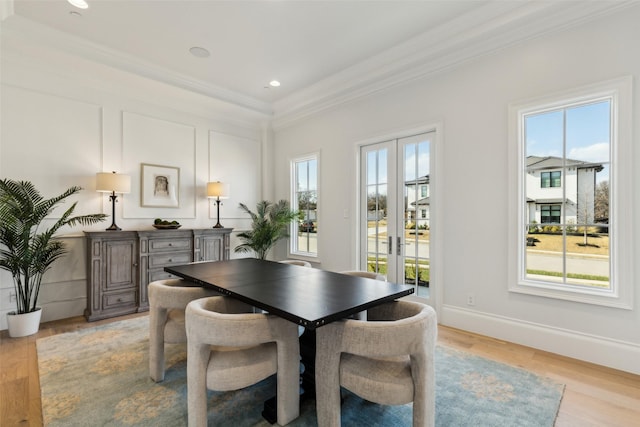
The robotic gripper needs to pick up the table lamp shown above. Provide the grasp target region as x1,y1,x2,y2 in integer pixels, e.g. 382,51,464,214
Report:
207,181,229,228
96,171,131,231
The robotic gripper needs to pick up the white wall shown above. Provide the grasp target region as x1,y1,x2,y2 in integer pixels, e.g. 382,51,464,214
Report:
0,23,266,329
272,6,640,374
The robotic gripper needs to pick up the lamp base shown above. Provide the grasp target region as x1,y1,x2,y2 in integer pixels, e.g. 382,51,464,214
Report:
213,198,223,229
105,192,122,231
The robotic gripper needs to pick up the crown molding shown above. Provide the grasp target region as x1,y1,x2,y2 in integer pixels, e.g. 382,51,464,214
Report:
2,1,635,131
1,14,273,117
271,1,636,130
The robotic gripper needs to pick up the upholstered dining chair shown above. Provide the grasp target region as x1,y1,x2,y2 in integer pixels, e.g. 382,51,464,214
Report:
339,270,386,281
339,270,387,319
279,259,312,267
148,278,220,382
315,300,437,427
185,296,300,427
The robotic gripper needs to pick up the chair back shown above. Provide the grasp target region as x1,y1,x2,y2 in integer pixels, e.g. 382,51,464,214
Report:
279,259,312,267
340,270,386,281
338,300,436,358
187,296,298,347
149,278,219,310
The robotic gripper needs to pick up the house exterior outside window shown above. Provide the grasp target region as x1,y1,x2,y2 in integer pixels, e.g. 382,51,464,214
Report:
508,77,633,309
526,156,602,226
406,175,429,223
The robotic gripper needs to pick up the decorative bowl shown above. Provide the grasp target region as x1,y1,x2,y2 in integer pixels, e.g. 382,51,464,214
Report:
152,224,182,230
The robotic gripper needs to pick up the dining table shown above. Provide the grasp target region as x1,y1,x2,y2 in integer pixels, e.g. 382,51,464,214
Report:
165,258,415,423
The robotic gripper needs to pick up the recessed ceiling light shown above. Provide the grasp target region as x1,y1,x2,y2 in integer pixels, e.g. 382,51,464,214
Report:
189,47,210,58
269,80,281,87
67,0,89,9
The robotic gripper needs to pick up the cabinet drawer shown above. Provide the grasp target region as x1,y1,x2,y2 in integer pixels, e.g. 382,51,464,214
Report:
148,238,191,253
103,291,137,309
148,251,192,268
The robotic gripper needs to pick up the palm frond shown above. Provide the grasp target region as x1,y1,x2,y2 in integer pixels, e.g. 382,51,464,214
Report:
0,179,106,314
234,200,298,260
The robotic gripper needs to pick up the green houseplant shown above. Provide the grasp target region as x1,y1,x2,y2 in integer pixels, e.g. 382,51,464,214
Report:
0,179,106,337
235,200,299,260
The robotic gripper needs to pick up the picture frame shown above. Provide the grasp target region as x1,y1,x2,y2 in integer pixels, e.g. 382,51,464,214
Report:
140,163,180,208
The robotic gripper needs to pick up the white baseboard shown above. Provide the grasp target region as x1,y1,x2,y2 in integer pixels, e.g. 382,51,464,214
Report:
440,305,640,376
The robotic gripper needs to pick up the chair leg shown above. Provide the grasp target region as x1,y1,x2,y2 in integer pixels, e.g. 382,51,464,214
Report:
276,324,301,425
411,354,435,427
315,327,342,427
149,307,168,382
187,344,211,427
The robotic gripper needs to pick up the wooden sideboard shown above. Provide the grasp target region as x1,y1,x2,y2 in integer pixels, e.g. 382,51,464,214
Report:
84,228,232,321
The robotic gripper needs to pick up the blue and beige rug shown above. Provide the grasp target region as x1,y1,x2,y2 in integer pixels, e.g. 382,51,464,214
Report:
37,316,563,426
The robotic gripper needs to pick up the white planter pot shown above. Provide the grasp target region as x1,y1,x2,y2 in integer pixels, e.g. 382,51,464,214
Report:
7,308,42,338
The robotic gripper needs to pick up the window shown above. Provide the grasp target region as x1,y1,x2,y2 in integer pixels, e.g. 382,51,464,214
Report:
541,171,561,188
420,186,428,198
291,154,319,257
508,77,633,309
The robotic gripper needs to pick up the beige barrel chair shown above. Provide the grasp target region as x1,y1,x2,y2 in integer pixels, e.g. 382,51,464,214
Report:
315,300,438,427
339,270,386,281
185,296,301,426
279,259,312,267
148,278,220,382
339,270,387,319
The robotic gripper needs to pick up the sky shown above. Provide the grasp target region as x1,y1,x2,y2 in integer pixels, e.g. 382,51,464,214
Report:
525,99,610,163
525,99,610,183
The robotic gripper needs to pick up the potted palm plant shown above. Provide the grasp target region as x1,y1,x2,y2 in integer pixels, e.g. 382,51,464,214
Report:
0,179,106,337
235,200,299,260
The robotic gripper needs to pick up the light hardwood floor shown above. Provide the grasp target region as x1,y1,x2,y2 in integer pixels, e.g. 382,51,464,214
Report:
1,314,639,426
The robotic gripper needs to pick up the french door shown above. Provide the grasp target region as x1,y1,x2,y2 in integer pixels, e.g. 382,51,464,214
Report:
360,131,435,301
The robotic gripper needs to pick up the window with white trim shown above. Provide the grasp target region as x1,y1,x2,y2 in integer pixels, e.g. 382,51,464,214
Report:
290,154,319,257
508,77,633,308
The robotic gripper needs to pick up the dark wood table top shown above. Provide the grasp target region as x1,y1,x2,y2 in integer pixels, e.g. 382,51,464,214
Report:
165,258,414,329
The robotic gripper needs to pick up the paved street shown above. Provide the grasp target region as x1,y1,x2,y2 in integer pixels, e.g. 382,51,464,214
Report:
526,250,609,277
366,235,609,279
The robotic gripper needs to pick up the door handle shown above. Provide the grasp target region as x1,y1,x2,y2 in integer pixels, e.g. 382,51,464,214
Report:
388,236,393,255
397,237,402,256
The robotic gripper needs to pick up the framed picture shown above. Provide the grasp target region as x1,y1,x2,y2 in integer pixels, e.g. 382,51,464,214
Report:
141,163,180,208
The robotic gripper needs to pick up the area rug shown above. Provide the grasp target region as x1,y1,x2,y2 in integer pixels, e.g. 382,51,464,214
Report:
37,316,563,426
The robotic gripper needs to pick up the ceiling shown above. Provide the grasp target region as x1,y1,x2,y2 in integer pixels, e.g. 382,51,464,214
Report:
3,0,633,120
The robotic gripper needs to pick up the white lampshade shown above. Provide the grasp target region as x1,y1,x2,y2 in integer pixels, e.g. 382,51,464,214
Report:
96,172,131,194
207,181,229,199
